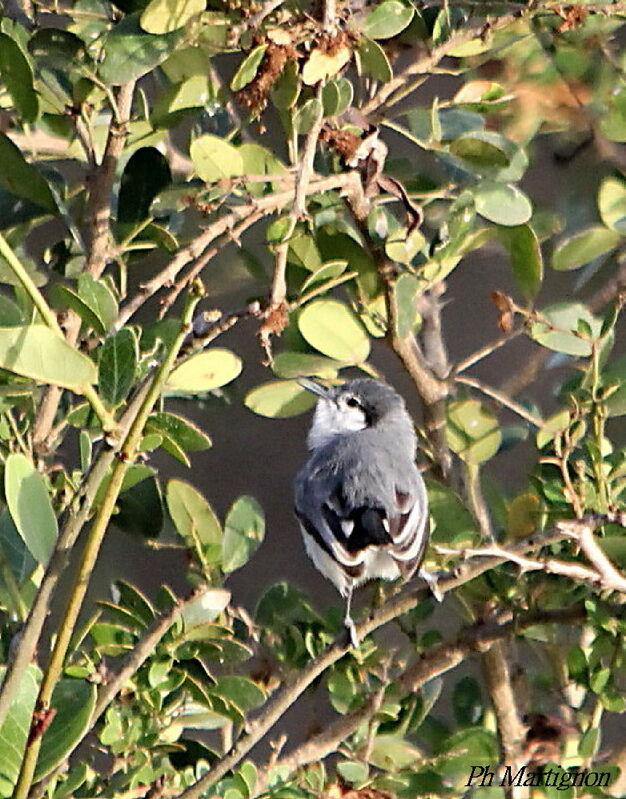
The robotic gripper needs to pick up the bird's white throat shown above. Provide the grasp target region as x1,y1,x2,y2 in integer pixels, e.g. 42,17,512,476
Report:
307,399,367,450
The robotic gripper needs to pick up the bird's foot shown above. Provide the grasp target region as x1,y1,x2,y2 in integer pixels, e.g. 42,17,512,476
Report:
420,567,444,603
345,614,360,649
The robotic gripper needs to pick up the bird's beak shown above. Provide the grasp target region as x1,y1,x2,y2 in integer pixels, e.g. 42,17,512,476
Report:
297,377,333,399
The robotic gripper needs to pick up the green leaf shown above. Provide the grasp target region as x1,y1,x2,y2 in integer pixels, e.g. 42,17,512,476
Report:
5,453,58,566
598,175,626,233
50,285,106,335
452,675,483,725
34,679,96,781
166,479,222,555
0,507,36,586
222,496,265,573
0,133,56,212
115,580,155,626
28,28,86,67
190,134,245,183
449,132,513,169
426,478,478,545
0,295,23,326
298,299,370,363
166,349,242,393
0,665,40,794
530,302,601,357
99,328,138,408
474,181,532,226
77,274,118,334
497,224,543,300
551,226,620,271
446,399,502,464
0,33,38,123
578,727,600,759
362,1,414,39
322,78,354,117
231,45,267,91
99,13,182,85
355,37,392,82
385,226,426,264
140,0,205,33
270,60,300,109
114,476,164,538
336,762,369,786
394,272,421,338
211,676,266,713
0,325,96,391
118,147,172,226
244,379,316,418
536,408,570,449
181,588,230,628
302,46,351,86
300,260,348,292
369,734,421,770
293,98,323,135
316,230,379,298
146,411,211,453
272,352,341,379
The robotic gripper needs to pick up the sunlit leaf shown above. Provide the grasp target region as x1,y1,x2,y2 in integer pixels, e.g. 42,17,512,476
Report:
244,379,316,418
362,1,414,39
0,665,40,794
222,496,265,573
5,453,58,566
446,399,502,464
166,349,242,393
302,46,351,86
474,181,532,226
598,175,626,233
140,0,205,33
298,299,370,363
551,226,620,271
166,479,222,557
530,302,601,356
231,45,267,91
190,135,244,183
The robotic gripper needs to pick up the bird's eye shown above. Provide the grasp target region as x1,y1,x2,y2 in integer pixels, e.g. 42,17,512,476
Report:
346,396,360,409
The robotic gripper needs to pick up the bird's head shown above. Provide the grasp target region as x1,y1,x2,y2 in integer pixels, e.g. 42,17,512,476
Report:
299,377,407,449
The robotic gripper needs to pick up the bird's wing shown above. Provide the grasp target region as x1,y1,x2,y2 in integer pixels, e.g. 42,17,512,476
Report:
295,467,429,574
295,474,370,568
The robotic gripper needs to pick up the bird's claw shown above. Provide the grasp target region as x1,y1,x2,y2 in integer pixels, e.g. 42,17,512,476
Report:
420,567,444,603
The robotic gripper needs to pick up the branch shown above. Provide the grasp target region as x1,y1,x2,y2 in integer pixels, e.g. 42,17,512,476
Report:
453,374,544,428
33,81,136,452
30,588,226,799
13,290,203,799
114,173,356,330
361,11,522,119
249,605,587,798
172,523,583,799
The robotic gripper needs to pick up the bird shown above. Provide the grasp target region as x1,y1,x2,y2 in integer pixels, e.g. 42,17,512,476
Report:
294,377,430,647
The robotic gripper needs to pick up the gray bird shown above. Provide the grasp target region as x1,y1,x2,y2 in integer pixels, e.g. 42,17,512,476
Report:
294,377,430,647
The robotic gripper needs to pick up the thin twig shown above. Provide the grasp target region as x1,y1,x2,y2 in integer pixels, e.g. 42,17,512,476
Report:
454,374,544,428
171,523,590,799
115,173,356,330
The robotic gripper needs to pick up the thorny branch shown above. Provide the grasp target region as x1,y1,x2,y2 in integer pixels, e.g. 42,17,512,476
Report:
250,604,590,799
172,518,618,799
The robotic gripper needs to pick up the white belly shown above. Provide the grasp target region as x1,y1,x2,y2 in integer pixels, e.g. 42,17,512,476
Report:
302,528,401,597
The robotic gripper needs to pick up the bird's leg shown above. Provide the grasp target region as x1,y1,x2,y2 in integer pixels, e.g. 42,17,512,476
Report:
344,582,359,648
419,567,444,603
